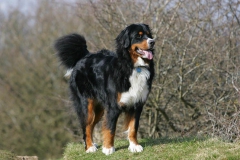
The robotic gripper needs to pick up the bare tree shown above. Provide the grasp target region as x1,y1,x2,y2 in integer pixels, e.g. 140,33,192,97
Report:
74,0,240,141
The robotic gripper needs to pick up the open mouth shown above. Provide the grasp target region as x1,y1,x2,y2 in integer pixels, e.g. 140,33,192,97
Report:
136,48,153,60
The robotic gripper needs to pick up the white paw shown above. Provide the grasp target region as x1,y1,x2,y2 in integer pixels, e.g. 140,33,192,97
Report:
102,146,115,155
86,145,98,153
84,142,97,148
128,142,143,153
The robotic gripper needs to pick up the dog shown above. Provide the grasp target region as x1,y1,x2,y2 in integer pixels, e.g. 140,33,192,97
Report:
54,24,155,155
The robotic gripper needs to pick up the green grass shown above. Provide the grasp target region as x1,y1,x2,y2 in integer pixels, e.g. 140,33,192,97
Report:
63,138,240,160
0,150,16,160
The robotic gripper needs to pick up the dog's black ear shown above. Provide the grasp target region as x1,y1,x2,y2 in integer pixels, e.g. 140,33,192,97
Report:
116,28,130,48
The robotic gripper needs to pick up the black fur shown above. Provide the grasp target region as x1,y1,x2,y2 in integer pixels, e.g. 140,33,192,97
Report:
54,23,155,154
54,34,89,68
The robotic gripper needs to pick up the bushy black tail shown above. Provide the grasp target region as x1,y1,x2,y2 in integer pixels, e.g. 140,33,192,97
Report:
54,33,89,69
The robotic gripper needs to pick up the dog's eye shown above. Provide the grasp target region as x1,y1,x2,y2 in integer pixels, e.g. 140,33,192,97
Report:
136,34,142,38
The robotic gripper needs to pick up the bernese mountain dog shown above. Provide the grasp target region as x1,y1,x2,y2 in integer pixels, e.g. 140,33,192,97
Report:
54,24,155,155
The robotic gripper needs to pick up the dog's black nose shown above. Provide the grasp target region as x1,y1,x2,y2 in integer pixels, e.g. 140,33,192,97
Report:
149,39,155,48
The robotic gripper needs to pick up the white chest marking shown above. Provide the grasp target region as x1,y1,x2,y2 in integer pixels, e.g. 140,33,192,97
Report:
119,67,150,106
134,57,149,67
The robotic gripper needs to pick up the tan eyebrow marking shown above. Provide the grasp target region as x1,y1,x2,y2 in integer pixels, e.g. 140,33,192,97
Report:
138,31,143,35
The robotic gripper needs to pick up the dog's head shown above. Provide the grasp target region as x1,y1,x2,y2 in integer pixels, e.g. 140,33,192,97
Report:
116,24,155,66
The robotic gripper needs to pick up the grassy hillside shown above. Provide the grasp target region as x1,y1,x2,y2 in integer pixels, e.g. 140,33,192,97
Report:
63,138,240,160
0,150,16,160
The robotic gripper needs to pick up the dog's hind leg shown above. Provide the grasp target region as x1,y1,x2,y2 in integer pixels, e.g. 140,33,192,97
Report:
84,99,104,153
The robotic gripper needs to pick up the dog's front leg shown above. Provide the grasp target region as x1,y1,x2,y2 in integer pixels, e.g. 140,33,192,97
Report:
124,105,143,153
102,108,121,155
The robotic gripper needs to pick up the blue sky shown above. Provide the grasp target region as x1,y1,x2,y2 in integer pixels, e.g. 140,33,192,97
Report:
0,0,36,15
0,0,78,16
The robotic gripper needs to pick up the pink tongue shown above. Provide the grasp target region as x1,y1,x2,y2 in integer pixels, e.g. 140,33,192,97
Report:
142,50,153,60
